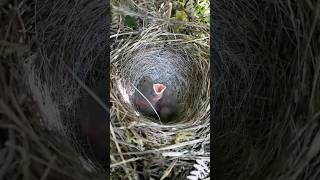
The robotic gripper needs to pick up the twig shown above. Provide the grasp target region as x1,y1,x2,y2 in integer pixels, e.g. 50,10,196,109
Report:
40,155,57,180
130,82,161,122
64,64,109,113
115,138,206,155
160,159,178,180
110,157,142,168
0,129,16,178
110,123,133,180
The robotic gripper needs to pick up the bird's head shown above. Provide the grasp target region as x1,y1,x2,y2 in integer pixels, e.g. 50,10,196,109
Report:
152,83,166,102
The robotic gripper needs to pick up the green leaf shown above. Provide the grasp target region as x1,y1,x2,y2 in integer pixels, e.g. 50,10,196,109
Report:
178,0,186,6
124,15,137,29
175,10,188,21
175,24,183,32
194,0,210,25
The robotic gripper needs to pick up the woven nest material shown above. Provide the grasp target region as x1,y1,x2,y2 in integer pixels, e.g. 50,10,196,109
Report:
115,45,207,123
2,0,320,180
110,3,210,179
12,0,108,175
0,0,108,179
213,0,320,180
28,0,109,172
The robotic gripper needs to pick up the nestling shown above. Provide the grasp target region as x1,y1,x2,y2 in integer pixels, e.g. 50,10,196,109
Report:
133,76,177,123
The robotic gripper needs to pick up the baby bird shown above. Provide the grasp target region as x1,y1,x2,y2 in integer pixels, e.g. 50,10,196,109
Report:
156,89,178,123
133,76,177,123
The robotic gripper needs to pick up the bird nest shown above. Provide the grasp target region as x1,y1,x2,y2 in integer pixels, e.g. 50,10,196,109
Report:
1,0,109,179
213,0,320,180
4,0,319,180
110,3,210,180
1,0,210,179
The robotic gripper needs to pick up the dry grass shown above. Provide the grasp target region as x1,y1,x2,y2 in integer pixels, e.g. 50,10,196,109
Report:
0,63,106,180
110,0,210,179
213,0,320,179
1,0,319,180
1,0,108,179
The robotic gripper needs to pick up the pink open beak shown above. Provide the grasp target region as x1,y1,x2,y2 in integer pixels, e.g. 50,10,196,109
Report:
153,84,166,101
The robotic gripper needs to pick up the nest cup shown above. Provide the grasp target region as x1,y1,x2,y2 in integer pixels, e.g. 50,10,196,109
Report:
22,0,109,173
117,45,204,124
111,21,210,178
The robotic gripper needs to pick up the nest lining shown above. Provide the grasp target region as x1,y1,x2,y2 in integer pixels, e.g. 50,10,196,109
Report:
117,46,203,123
